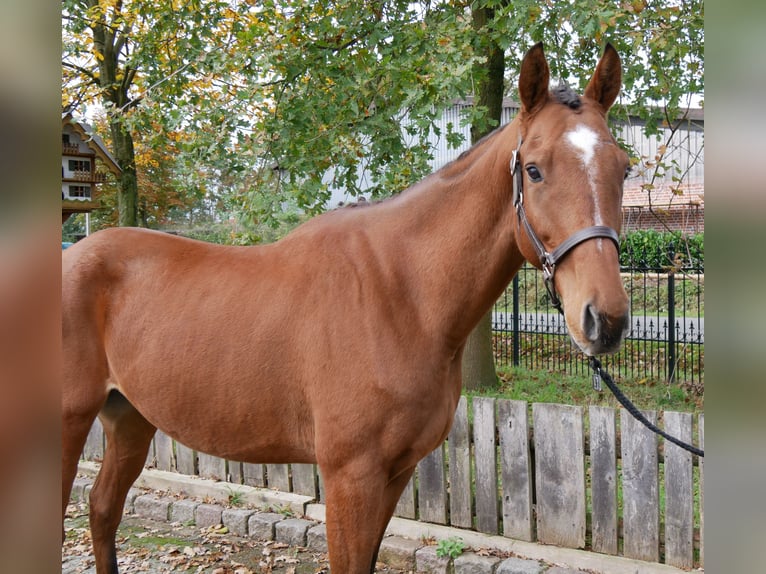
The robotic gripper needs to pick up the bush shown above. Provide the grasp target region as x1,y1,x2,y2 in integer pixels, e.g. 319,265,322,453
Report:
620,230,703,271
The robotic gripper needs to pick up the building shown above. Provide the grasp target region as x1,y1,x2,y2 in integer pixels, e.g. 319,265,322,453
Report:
62,112,121,224
330,99,704,234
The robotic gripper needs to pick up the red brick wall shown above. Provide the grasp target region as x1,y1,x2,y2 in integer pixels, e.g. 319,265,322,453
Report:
621,182,704,234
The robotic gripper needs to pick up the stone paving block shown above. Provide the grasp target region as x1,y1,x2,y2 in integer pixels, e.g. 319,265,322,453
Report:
170,499,198,525
307,524,328,552
416,545,452,574
195,503,224,528
133,494,171,522
222,508,255,535
248,512,284,540
275,518,314,547
496,557,544,574
454,552,501,574
545,568,587,574
378,536,421,571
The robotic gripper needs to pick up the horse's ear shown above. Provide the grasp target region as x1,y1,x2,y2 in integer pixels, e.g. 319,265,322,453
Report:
584,43,622,113
518,42,550,116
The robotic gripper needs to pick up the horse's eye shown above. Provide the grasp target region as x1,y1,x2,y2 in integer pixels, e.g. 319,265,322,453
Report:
526,165,543,182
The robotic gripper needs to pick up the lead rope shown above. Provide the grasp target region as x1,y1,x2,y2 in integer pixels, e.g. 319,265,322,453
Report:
588,357,704,457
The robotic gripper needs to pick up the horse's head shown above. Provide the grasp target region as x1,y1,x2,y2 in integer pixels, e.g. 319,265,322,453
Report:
511,43,630,356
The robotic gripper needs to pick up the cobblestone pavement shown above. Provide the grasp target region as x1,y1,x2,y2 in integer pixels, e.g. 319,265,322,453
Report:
63,506,405,574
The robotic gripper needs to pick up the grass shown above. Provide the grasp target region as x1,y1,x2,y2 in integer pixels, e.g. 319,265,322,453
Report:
465,364,703,414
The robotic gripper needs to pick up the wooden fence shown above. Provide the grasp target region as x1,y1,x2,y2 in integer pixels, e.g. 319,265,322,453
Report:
81,398,704,569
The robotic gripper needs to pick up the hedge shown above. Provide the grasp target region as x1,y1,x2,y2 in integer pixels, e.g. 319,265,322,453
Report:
620,230,704,270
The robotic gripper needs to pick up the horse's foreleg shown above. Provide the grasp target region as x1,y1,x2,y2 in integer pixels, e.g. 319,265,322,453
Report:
322,463,393,574
369,465,417,567
89,392,156,574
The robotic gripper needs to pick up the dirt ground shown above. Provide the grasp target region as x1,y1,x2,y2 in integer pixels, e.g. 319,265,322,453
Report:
62,502,408,574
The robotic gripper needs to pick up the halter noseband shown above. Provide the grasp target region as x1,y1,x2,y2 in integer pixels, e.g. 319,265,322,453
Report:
511,136,620,315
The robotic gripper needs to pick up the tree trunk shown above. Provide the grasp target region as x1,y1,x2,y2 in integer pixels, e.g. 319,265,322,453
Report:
461,3,507,391
89,0,139,227
110,119,138,227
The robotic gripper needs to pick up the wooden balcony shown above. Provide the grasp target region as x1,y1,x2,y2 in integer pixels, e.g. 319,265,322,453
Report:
62,143,80,155
66,170,109,183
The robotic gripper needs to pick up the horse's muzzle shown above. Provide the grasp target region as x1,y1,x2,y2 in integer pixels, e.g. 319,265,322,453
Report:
582,303,630,355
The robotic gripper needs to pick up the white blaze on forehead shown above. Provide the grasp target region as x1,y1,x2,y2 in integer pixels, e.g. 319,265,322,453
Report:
566,124,599,167
565,123,604,228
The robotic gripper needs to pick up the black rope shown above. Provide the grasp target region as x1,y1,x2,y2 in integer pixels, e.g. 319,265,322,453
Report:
588,357,704,458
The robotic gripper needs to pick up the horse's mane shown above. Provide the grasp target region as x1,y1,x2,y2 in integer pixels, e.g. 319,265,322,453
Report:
551,83,582,110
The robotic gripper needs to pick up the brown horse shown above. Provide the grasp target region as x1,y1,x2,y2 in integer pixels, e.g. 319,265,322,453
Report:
62,43,630,573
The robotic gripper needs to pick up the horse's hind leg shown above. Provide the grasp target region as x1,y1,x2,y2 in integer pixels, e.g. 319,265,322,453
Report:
62,404,101,527
89,391,156,574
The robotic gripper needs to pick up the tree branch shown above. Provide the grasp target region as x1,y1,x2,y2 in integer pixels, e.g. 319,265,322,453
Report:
62,60,100,86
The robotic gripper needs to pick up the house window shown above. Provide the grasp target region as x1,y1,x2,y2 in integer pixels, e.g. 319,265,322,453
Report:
68,185,91,199
63,134,70,144
68,159,91,172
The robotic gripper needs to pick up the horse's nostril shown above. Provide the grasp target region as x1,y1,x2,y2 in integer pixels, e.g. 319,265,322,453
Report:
583,303,601,343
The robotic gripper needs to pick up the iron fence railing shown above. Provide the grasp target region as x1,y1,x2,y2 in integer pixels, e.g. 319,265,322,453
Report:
493,261,704,384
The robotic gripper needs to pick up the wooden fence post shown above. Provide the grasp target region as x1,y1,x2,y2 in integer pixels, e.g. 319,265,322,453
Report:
621,409,660,562
448,396,472,528
198,453,226,481
498,399,533,541
417,444,448,524
664,411,694,568
589,406,618,555
473,397,498,534
266,464,290,492
533,403,586,548
153,431,173,471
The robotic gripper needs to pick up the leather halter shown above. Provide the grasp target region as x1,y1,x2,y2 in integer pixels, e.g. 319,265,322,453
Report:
510,136,620,314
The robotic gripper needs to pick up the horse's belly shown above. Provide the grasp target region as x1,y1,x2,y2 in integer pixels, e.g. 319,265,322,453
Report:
110,370,317,465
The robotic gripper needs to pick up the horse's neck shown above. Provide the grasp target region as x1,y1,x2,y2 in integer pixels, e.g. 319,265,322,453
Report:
380,122,526,348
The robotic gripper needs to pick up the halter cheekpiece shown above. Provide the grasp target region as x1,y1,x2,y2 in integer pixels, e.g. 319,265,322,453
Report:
510,135,620,314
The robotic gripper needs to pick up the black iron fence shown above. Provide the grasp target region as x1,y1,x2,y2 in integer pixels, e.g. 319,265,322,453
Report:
492,261,704,385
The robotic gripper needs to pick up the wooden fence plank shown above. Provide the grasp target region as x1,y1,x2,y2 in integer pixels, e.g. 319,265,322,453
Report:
154,431,174,471
291,464,317,498
395,475,416,519
198,453,226,481
228,461,243,484
621,409,659,562
498,399,533,541
175,442,196,475
83,418,104,461
417,444,448,524
266,464,291,492
243,463,265,487
145,439,154,467
698,413,705,568
664,411,694,568
448,396,472,529
473,397,498,534
589,406,618,555
533,403,586,548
